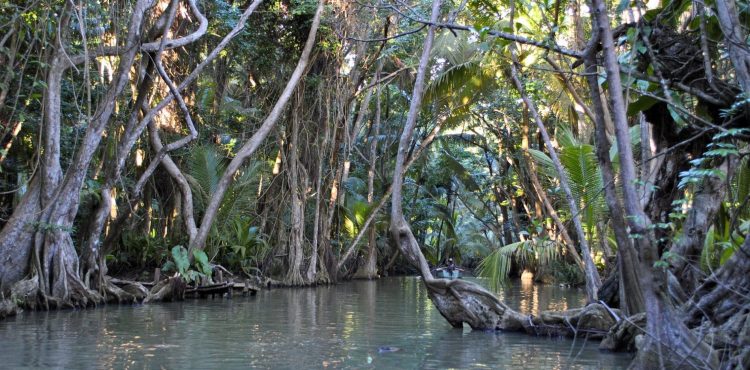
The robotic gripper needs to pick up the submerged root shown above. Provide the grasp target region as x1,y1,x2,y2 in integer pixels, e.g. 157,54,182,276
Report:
424,278,619,338
144,277,186,303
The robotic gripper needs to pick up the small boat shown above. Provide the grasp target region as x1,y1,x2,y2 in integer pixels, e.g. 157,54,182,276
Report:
437,269,461,279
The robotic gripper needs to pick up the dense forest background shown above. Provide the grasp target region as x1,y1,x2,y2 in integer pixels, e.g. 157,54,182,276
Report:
1,0,749,367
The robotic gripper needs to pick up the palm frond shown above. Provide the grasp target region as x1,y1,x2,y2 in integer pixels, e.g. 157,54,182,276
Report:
609,125,641,163
439,150,480,191
477,241,524,291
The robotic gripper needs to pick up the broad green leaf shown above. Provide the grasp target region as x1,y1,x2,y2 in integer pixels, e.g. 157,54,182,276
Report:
171,245,189,275
627,95,658,115
193,249,212,277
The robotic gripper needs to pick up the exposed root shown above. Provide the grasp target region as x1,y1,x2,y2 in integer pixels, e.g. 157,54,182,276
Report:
144,276,186,303
314,272,332,285
9,272,103,311
632,303,719,370
284,270,306,287
0,298,19,320
102,278,147,303
682,237,750,369
600,313,646,352
63,270,104,307
109,278,149,301
536,304,618,338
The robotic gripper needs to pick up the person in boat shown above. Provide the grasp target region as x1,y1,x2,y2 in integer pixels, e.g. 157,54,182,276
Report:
447,258,456,274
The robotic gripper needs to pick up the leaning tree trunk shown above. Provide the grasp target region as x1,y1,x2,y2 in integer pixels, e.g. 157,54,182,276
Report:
387,0,533,331
506,44,601,303
188,0,323,255
385,1,619,336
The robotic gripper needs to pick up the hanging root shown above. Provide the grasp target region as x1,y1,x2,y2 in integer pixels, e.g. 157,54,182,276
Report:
144,276,186,303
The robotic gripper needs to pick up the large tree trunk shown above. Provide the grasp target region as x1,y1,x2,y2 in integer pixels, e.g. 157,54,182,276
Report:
2,1,151,308
669,158,736,293
306,82,331,283
285,93,306,286
714,0,750,92
582,44,645,316
587,0,717,367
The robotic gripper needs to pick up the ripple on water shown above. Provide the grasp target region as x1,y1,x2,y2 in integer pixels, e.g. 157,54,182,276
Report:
0,277,632,369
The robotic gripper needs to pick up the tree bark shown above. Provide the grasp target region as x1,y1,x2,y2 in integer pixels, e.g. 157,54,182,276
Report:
2,1,151,307
285,93,306,286
507,46,601,303
354,64,384,280
714,0,750,92
306,82,331,283
582,42,645,316
189,0,323,254
588,0,717,367
670,158,736,293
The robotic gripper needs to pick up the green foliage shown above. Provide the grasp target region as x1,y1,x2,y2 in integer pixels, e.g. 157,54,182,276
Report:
185,145,263,260
477,236,559,291
221,217,271,277
172,245,190,275
677,131,745,189
193,249,213,277
528,126,606,240
699,212,748,271
424,32,497,128
162,245,215,283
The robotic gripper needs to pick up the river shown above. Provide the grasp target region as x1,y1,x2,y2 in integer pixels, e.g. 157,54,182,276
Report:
0,277,632,369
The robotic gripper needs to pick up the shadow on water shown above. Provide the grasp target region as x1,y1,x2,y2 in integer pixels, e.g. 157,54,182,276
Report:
0,277,632,369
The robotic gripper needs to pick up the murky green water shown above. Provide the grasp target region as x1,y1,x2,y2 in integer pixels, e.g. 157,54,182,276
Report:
0,277,632,369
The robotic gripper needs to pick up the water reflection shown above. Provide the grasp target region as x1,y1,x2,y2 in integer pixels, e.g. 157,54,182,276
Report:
0,277,631,369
